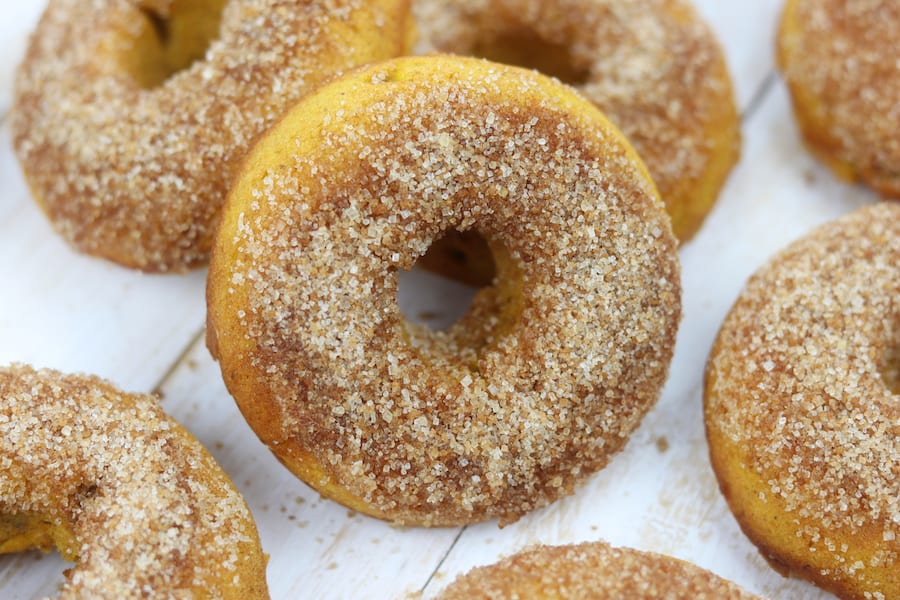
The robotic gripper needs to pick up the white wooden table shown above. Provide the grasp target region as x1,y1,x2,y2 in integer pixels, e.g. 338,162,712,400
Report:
0,2,878,598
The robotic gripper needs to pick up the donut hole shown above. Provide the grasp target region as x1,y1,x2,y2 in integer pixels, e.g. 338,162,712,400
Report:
417,229,496,288
129,0,227,89
398,230,497,333
469,29,590,87
398,230,523,366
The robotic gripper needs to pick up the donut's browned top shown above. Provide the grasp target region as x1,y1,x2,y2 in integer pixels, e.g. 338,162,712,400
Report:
414,0,740,240
778,0,900,195
208,56,681,526
706,204,900,594
0,365,267,599
12,0,410,271
436,541,762,599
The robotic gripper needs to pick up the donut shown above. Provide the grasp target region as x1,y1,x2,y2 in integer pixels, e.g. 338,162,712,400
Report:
11,0,414,272
413,0,741,246
206,55,682,526
0,364,268,598
705,203,900,600
435,541,763,599
777,0,900,198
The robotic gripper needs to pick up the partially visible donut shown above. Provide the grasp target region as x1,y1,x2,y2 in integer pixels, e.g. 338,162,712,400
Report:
12,0,413,272
705,203,900,600
435,541,763,599
777,0,900,197
414,0,741,244
0,364,268,599
207,55,682,526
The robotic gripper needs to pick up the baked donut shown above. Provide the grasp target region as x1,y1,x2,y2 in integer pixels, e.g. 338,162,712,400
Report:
0,364,268,599
414,0,741,245
705,203,900,600
778,0,900,198
207,55,681,526
436,541,762,599
12,0,413,272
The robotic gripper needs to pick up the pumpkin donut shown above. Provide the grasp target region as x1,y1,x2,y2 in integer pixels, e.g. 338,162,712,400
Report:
413,0,741,246
436,541,763,599
207,55,682,526
11,0,413,272
777,0,900,197
0,364,268,599
705,203,900,600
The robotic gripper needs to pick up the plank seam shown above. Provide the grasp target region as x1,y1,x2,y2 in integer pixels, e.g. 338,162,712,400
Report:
419,526,467,596
741,70,778,123
151,324,206,395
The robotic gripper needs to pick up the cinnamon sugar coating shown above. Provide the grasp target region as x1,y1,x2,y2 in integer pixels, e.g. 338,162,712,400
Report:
778,0,900,197
705,204,900,600
11,0,412,272
414,0,741,242
436,541,762,599
207,55,681,526
0,365,268,599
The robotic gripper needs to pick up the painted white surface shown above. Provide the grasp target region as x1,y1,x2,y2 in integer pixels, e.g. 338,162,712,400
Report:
0,1,44,116
0,1,879,598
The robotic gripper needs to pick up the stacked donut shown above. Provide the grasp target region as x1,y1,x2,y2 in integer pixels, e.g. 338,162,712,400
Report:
11,0,735,529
